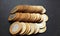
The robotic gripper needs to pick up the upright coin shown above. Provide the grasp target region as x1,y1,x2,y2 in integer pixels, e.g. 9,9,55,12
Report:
35,13,41,22
23,23,30,35
10,5,24,14
27,23,35,35
38,21,46,28
34,23,40,34
9,22,22,35
19,22,26,35
40,6,46,13
41,14,48,22
29,13,37,22
8,13,20,21
39,26,47,33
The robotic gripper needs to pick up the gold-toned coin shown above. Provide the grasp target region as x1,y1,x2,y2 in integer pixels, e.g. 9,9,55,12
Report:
21,13,31,21
10,5,25,14
8,13,20,21
35,13,41,22
40,6,46,13
39,26,47,33
23,23,30,35
34,23,40,34
29,13,37,22
38,21,46,28
10,5,46,14
27,6,46,13
19,22,26,35
27,23,35,35
41,14,48,22
9,22,22,35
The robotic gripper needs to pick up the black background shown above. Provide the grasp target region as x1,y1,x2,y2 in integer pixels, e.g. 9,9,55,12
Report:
0,0,60,36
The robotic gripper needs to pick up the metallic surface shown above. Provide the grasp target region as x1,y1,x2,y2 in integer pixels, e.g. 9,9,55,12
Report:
0,0,60,36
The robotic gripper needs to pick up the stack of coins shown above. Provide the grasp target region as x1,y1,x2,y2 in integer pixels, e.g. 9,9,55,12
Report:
9,22,47,35
8,13,42,22
8,5,48,35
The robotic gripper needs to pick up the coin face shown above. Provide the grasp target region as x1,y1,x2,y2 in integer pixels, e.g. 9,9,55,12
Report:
41,14,48,22
9,22,22,35
39,26,47,33
27,23,35,35
19,22,26,35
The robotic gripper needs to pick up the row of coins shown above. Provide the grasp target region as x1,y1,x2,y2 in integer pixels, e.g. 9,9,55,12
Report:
8,13,48,22
9,21,46,35
8,5,48,36
10,5,46,14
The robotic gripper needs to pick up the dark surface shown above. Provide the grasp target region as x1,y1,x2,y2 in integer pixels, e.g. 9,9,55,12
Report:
0,0,60,36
